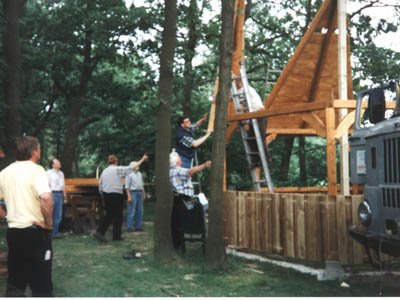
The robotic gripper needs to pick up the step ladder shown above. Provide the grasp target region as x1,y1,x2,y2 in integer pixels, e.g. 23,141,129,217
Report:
231,62,274,193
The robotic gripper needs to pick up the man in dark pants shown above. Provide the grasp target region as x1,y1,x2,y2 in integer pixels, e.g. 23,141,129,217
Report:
169,150,211,252
94,153,148,242
0,136,53,296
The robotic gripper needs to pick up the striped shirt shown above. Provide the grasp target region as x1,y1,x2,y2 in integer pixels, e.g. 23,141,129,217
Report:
169,166,194,197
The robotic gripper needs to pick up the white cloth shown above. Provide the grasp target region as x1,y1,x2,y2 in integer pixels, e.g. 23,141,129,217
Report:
47,169,65,191
0,161,51,228
246,86,264,112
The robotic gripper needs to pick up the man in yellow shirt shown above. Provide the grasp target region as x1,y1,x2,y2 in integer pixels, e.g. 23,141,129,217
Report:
0,136,53,297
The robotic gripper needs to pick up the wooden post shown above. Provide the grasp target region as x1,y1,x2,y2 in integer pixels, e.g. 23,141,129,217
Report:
338,0,350,195
326,108,337,196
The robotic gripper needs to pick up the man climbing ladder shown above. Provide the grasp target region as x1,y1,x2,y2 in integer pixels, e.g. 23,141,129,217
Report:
231,63,274,192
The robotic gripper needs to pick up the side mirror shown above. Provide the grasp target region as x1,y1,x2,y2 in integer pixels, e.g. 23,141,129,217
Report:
366,87,385,124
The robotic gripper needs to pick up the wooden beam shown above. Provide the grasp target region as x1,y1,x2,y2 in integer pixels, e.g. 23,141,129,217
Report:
335,110,355,139
326,108,337,196
226,122,239,144
228,101,330,122
333,99,396,109
207,75,219,133
267,128,318,135
266,133,278,145
301,112,326,137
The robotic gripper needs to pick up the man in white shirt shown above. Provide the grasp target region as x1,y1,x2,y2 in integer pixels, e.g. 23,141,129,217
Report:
47,158,67,238
125,163,145,232
94,153,148,242
234,77,271,166
0,136,53,297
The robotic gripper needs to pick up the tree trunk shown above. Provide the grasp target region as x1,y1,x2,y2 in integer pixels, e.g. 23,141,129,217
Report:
153,0,177,262
62,95,84,177
182,0,198,117
1,0,25,166
205,0,234,269
298,136,307,186
60,0,94,177
279,137,294,181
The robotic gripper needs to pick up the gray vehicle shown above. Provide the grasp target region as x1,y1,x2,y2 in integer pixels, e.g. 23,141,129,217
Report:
349,81,400,265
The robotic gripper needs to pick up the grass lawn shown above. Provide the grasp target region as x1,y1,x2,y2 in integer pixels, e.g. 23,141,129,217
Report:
0,201,399,297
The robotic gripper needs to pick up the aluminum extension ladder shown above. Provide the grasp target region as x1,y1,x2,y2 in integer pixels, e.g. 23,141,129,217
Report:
231,63,274,192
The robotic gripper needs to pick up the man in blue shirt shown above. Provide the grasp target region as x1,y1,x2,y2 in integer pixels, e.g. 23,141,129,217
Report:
176,114,211,168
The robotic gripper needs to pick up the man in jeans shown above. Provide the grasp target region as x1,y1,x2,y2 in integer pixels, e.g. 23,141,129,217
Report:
125,163,145,232
47,158,67,238
0,136,53,296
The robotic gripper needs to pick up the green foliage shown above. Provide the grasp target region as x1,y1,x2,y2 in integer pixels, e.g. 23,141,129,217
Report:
1,0,398,184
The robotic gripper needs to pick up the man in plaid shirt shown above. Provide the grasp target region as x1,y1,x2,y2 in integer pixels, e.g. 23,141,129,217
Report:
176,114,212,168
169,150,211,252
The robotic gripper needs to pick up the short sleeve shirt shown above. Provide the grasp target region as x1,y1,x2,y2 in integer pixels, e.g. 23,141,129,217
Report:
169,166,194,197
0,160,51,228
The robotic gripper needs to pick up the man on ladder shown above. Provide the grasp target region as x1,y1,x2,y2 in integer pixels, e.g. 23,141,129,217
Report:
231,63,274,192
176,114,212,169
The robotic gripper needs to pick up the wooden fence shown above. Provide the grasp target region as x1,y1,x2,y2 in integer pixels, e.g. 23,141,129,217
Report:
223,191,367,265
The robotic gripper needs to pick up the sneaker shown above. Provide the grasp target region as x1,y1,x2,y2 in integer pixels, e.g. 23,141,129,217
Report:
127,228,134,233
122,252,142,260
113,237,125,241
134,228,143,232
93,232,107,242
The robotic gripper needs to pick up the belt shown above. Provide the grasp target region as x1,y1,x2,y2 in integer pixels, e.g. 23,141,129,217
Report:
130,190,143,192
52,190,63,193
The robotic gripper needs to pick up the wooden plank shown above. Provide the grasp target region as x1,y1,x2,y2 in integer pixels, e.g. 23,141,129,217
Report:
326,107,337,196
301,112,326,137
351,195,365,264
238,192,247,248
207,76,219,133
255,193,263,251
327,196,338,259
272,193,283,254
65,178,99,186
294,194,306,259
305,195,322,260
333,99,396,109
283,194,295,257
345,196,354,264
228,101,329,122
248,193,257,250
267,128,318,135
264,193,273,253
335,110,355,139
336,195,349,264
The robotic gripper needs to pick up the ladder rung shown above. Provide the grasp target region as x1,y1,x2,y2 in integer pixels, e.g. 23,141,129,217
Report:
246,152,260,155
252,179,267,184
